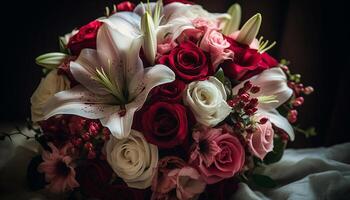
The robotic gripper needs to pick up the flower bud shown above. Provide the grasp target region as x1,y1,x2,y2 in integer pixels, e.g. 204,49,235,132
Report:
141,12,157,65
236,13,262,45
35,52,69,69
222,3,241,35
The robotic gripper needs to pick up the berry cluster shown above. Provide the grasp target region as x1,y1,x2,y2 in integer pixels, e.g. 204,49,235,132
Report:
227,81,267,134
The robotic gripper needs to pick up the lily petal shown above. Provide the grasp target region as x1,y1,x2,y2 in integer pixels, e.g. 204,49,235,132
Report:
232,67,293,110
100,107,134,139
70,49,111,96
42,85,117,120
132,64,175,107
258,109,295,141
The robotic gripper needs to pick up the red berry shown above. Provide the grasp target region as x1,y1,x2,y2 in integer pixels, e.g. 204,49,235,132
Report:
82,133,90,141
243,81,253,90
303,86,314,95
288,110,298,123
240,93,250,102
292,97,304,107
259,117,268,124
84,142,93,150
250,86,260,94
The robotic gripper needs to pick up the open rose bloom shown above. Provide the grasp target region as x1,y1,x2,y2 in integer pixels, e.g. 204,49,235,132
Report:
29,0,314,199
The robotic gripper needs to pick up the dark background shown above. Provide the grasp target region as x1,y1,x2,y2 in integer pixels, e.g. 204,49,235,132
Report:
1,0,349,147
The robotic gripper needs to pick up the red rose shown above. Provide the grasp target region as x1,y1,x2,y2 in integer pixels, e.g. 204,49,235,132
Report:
150,80,186,103
158,41,212,83
115,1,136,12
163,0,194,5
77,160,146,200
221,37,278,81
138,101,193,149
67,20,102,56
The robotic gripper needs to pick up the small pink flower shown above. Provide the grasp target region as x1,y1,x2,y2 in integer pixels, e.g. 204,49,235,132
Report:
189,126,245,184
157,36,178,55
38,143,79,193
151,157,186,195
200,29,234,68
151,157,206,200
168,167,206,200
176,28,204,44
192,18,217,30
247,118,274,160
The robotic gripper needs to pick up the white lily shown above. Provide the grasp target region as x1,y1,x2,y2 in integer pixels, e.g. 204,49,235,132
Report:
41,13,175,139
232,67,295,140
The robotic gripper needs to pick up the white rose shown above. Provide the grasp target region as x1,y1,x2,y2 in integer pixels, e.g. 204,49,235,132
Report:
183,76,231,127
106,130,158,189
30,69,70,122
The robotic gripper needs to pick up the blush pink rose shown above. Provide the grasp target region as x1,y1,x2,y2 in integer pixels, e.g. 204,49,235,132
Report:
176,28,204,44
168,167,206,200
189,126,245,184
151,156,186,195
200,29,234,68
247,118,274,160
157,36,178,56
192,18,218,30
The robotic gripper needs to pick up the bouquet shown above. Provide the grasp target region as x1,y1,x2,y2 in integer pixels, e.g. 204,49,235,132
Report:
27,0,315,199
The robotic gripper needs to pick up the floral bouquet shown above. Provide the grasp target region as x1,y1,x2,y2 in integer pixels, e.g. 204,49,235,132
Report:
27,0,315,199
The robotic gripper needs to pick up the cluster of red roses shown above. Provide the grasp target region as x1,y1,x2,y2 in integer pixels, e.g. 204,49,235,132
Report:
28,0,314,199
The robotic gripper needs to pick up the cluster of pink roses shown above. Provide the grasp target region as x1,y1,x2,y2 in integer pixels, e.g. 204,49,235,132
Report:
29,0,314,199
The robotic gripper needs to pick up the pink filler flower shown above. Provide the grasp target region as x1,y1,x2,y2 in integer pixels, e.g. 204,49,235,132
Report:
38,143,79,193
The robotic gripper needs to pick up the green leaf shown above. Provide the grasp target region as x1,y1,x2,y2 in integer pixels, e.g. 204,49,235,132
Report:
252,174,277,188
263,136,285,164
214,68,225,84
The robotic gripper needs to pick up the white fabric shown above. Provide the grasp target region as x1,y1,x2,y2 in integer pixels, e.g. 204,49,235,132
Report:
1,124,349,199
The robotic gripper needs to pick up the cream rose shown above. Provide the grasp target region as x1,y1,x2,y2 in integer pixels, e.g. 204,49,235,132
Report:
183,76,231,127
106,129,158,189
30,69,70,122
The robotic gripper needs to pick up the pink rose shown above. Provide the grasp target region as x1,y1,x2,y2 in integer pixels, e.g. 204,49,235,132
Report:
189,126,245,184
168,167,206,200
151,157,186,195
247,118,274,160
200,29,234,68
192,18,218,30
157,36,178,56
176,28,204,44
151,157,206,200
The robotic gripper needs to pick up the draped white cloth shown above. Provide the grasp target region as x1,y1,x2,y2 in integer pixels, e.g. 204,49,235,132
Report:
1,125,349,200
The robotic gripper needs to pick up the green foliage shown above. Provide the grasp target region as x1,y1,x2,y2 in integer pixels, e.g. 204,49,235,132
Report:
252,174,277,188
263,136,285,164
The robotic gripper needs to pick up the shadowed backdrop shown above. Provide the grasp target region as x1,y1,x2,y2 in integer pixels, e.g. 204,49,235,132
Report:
1,0,349,147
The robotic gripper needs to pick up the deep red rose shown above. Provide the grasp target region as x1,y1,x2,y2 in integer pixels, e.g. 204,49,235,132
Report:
77,160,146,200
221,37,278,81
138,101,193,149
67,20,102,56
163,0,194,5
115,1,135,12
150,80,186,103
158,41,212,83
